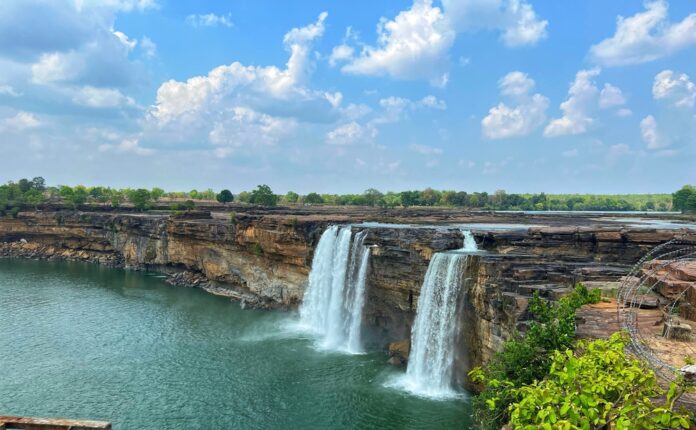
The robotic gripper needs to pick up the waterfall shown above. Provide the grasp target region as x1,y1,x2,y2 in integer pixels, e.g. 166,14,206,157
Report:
395,230,477,399
299,226,370,353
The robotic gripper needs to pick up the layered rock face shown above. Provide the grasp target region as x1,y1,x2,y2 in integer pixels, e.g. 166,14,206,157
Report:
0,211,316,308
1,208,693,386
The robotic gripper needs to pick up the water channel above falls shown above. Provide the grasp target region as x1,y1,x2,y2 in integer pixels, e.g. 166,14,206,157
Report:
0,259,472,429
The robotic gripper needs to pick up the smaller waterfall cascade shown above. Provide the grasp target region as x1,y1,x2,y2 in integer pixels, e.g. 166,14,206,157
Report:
398,230,478,398
299,226,371,353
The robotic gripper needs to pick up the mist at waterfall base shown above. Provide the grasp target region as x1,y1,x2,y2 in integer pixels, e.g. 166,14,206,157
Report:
0,259,473,429
386,231,478,400
297,225,370,354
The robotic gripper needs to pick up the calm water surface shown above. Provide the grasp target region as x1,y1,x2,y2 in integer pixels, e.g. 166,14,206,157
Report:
0,259,472,429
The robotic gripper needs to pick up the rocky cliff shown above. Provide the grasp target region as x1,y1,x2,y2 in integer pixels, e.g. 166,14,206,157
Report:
1,208,694,387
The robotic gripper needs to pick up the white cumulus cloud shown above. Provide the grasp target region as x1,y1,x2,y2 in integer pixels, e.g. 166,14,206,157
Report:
150,12,330,125
326,122,378,146
598,83,626,108
544,68,601,138
338,0,547,85
652,70,696,108
590,1,696,66
329,44,354,67
340,0,454,86
482,71,549,139
442,0,548,47
71,86,136,108
640,115,669,149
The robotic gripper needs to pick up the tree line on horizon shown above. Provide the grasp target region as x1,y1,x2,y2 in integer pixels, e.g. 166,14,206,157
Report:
1,177,695,216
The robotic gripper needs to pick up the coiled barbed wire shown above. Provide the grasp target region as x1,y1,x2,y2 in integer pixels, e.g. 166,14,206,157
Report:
617,234,696,383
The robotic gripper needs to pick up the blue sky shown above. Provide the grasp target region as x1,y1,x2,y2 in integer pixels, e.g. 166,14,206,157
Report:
0,0,694,194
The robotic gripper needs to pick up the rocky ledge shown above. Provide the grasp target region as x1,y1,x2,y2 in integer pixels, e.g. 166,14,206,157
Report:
1,207,694,382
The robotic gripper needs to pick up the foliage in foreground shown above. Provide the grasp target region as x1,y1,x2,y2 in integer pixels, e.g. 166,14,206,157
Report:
505,333,692,429
470,285,694,429
469,284,601,428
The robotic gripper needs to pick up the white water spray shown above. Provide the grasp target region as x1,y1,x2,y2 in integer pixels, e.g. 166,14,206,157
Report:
299,226,370,353
393,230,477,399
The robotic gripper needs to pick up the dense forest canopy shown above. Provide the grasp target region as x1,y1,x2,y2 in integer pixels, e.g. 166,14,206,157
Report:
0,177,694,214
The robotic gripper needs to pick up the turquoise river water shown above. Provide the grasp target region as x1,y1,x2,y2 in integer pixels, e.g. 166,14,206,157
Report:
0,259,472,429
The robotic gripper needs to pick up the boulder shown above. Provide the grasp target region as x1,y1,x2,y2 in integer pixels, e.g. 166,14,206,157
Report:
387,339,410,366
663,321,692,341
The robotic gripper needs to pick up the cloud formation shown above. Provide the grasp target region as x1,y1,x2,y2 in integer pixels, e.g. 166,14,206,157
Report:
590,1,696,66
337,0,547,85
653,70,696,108
544,68,602,137
640,115,669,149
147,12,333,156
482,71,549,139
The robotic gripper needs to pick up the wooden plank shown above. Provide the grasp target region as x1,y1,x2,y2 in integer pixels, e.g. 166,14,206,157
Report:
0,416,111,430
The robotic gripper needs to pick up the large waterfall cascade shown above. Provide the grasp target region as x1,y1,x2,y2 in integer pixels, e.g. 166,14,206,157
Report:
397,230,478,399
299,225,371,353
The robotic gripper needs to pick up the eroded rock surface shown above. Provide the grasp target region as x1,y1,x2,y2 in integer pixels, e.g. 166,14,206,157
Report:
1,207,694,386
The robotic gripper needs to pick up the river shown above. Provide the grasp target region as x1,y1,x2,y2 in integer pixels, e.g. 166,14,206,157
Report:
0,259,472,429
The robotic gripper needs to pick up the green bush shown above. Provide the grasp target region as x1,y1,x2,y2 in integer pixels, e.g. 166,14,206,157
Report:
253,243,263,256
508,333,692,429
470,284,601,429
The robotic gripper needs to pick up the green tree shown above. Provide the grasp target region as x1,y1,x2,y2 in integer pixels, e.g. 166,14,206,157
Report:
382,193,402,208
303,192,324,204
237,191,251,203
110,191,124,208
687,194,696,213
72,186,89,206
419,188,441,206
18,178,31,193
400,190,420,207
31,177,46,191
59,185,87,208
672,185,696,212
151,187,165,202
363,188,383,206
216,189,234,205
24,189,44,208
284,191,299,204
127,189,152,211
184,200,196,211
249,185,278,206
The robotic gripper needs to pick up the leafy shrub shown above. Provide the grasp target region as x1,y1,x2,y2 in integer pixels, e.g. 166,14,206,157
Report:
253,243,263,256
470,284,601,429
508,333,692,429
